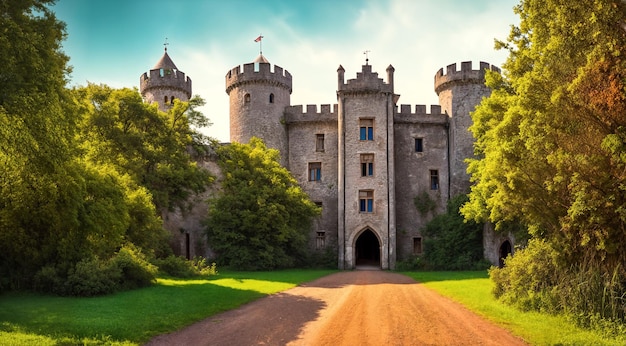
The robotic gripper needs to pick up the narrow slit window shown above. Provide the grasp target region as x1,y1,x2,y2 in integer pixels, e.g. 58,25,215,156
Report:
269,93,274,103
415,138,423,152
244,93,250,103
413,237,423,255
430,169,439,190
316,134,325,152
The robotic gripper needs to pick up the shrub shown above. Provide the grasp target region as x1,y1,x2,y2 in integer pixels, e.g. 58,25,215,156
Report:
64,258,121,297
420,195,485,270
110,244,157,290
395,255,424,271
153,255,218,277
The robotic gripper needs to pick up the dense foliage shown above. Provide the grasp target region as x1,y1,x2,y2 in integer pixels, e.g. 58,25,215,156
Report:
0,0,213,295
420,195,487,270
462,0,626,327
205,138,320,270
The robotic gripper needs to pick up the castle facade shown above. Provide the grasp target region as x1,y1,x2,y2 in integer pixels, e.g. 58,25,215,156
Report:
141,50,514,269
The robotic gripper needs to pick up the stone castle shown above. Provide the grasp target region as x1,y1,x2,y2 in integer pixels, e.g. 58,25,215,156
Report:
140,48,514,270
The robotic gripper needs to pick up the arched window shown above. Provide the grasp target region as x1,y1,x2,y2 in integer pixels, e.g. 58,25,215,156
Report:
164,96,168,104
244,93,251,103
269,93,274,103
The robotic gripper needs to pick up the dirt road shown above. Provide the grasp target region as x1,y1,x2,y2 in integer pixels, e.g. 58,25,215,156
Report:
146,270,527,345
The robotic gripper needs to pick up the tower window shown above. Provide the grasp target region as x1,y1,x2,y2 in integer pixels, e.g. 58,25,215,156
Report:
316,134,325,152
269,93,274,103
244,93,250,103
413,237,423,255
359,190,374,213
309,162,321,181
359,119,374,141
415,138,423,152
164,96,168,104
430,170,439,190
360,154,374,177
171,96,175,103
316,231,326,249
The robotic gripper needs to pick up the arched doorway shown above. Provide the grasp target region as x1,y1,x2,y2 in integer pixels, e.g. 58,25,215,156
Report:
355,229,380,267
499,240,512,268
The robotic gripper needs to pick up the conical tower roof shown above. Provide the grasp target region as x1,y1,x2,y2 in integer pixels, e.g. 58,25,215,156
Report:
153,49,178,70
253,54,269,64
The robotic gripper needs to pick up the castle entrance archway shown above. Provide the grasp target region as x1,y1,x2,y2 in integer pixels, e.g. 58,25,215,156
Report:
355,229,380,268
499,240,512,268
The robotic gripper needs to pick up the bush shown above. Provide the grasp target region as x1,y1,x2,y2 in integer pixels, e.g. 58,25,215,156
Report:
296,246,338,269
110,244,157,290
395,255,424,271
64,258,121,296
490,238,626,335
420,195,486,270
154,255,218,277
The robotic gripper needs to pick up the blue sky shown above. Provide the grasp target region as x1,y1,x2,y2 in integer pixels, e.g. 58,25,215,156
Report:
52,0,519,142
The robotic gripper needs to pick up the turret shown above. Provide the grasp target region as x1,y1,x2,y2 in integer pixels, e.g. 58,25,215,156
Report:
140,48,192,112
225,54,292,164
434,61,500,196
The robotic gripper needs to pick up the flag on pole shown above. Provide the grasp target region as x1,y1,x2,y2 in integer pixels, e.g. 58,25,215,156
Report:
254,35,263,42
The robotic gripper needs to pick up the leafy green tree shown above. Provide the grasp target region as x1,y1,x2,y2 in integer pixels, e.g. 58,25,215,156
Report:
462,0,626,324
73,84,213,212
205,138,320,270
421,195,486,270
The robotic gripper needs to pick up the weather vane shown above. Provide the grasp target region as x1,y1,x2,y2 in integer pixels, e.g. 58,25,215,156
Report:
164,37,169,52
363,50,371,65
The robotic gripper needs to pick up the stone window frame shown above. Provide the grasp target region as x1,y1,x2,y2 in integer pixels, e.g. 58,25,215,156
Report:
308,162,322,181
360,153,374,177
430,169,439,190
415,137,424,153
316,134,325,152
244,93,251,103
359,118,374,141
316,231,326,249
359,189,374,213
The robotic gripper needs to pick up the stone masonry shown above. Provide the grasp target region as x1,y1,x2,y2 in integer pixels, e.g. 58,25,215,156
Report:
141,50,516,269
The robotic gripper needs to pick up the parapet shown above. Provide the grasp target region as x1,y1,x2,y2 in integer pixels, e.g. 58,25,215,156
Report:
225,62,292,95
434,61,500,95
338,64,393,95
284,104,338,124
140,68,192,98
394,104,448,124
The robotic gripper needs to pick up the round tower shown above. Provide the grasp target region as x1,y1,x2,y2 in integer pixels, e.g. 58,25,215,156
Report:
225,54,292,163
140,48,192,112
434,61,500,197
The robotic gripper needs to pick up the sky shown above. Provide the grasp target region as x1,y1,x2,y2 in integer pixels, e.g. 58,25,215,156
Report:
52,0,520,143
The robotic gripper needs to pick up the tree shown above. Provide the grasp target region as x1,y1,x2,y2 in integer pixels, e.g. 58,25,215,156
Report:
462,0,626,324
73,84,213,213
205,138,320,270
421,195,486,270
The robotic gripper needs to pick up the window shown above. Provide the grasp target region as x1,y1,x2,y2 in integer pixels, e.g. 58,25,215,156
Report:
171,96,175,103
360,154,374,177
359,119,374,141
244,93,250,103
413,237,423,255
316,231,326,249
309,162,321,181
316,134,325,152
164,96,168,104
430,170,439,190
269,93,274,103
359,190,374,213
415,138,423,152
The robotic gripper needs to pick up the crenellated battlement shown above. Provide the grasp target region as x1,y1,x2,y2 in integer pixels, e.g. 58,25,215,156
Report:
338,64,393,94
394,104,448,124
284,104,339,124
434,61,500,95
140,68,192,98
225,62,292,95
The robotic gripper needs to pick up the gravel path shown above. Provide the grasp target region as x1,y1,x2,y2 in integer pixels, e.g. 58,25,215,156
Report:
145,270,527,345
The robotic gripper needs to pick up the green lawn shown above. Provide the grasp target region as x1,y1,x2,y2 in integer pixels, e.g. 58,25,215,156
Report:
0,269,335,345
404,271,626,346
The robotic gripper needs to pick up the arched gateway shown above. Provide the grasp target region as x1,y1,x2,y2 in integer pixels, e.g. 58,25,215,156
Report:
355,229,381,268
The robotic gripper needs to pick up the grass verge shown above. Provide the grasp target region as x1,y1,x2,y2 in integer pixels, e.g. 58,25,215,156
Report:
0,269,335,345
403,271,626,346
